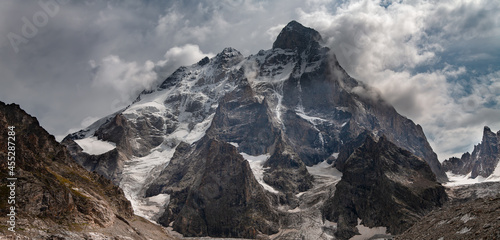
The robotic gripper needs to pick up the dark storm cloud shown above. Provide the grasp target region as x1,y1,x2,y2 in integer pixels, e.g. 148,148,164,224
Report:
0,0,499,160
0,0,309,138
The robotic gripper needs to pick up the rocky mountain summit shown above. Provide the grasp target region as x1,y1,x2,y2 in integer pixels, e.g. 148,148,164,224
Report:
63,21,450,238
443,126,500,178
0,102,173,239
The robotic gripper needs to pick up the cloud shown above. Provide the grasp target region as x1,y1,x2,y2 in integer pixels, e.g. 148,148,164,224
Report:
152,1,296,55
90,56,157,105
351,84,384,103
90,44,213,107
0,0,299,138
266,24,286,41
155,44,215,79
300,0,440,74
297,0,500,159
1,0,499,161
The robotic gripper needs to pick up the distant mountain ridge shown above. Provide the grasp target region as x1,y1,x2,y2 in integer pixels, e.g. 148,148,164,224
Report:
443,126,500,179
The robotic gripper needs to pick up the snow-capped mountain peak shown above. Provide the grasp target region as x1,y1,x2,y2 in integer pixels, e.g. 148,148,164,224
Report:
63,21,450,239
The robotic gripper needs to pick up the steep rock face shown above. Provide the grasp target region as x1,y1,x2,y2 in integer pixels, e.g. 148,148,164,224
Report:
263,135,314,193
206,74,314,194
145,136,278,238
322,136,447,240
333,130,371,170
0,102,172,239
443,126,500,178
207,74,278,155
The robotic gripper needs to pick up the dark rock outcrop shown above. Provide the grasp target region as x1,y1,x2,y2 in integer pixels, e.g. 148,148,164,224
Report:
146,136,279,238
443,126,500,178
442,154,469,175
322,136,448,239
263,135,314,194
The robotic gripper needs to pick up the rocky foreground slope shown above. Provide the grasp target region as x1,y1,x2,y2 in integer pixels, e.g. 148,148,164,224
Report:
0,102,173,239
396,182,500,240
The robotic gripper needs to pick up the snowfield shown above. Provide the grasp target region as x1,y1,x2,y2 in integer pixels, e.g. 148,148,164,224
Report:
120,148,175,220
445,159,500,187
240,152,278,193
350,219,389,240
74,137,116,155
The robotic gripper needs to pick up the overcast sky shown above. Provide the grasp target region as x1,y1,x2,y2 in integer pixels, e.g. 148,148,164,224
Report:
1,0,499,161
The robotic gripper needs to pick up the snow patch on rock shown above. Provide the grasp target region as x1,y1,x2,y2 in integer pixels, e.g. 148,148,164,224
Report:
350,219,389,240
456,227,471,234
120,148,175,220
240,152,278,194
74,137,116,155
306,160,342,179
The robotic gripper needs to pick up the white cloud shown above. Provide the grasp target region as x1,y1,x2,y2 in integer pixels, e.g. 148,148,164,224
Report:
297,0,500,159
155,44,215,79
154,3,232,50
90,44,213,108
266,24,286,41
90,55,157,105
300,0,439,74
